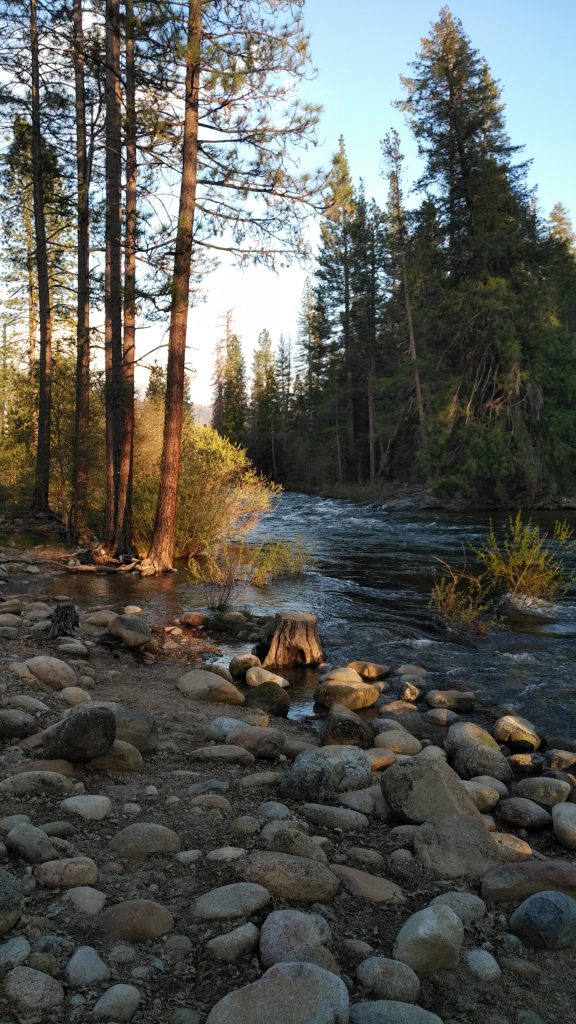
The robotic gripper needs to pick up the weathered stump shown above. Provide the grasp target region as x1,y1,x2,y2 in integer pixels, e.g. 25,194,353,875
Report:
48,598,79,640
263,612,324,668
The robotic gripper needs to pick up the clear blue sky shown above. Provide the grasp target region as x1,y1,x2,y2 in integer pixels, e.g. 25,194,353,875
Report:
303,0,576,218
188,0,576,403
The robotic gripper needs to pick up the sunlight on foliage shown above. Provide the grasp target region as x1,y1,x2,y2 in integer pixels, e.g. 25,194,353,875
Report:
477,512,576,601
188,537,314,610
430,512,576,630
132,408,278,558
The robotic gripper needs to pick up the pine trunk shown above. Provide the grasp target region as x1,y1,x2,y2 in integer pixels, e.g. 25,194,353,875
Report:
145,0,202,572
30,0,53,513
103,0,123,543
70,0,91,542
113,0,136,557
263,612,324,668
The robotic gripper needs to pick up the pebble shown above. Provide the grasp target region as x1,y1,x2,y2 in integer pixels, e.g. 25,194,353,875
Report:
176,849,203,866
330,864,404,904
60,794,112,820
514,776,571,808
429,891,487,926
96,899,174,941
63,887,107,915
393,905,464,973
93,982,141,1021
206,846,246,862
259,909,331,968
298,803,370,831
206,922,260,962
355,956,420,1001
0,934,31,968
65,945,110,987
5,823,60,864
192,882,271,921
109,822,181,858
552,803,576,850
238,851,340,902
4,965,64,1016
34,857,98,889
463,947,501,982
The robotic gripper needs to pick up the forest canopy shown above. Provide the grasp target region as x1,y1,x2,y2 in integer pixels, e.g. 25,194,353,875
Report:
1,3,575,572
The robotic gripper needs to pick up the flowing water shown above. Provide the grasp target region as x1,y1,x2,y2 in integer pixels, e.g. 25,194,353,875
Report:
50,493,576,733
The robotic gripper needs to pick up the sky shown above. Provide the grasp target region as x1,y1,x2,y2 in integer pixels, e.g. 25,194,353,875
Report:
183,0,576,405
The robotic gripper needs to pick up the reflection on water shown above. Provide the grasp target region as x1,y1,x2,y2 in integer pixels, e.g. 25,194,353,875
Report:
50,494,576,733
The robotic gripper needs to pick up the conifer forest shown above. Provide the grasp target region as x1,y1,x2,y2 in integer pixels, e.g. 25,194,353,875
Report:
1,3,575,571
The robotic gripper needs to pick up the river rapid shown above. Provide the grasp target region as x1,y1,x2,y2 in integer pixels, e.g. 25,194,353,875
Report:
52,493,576,734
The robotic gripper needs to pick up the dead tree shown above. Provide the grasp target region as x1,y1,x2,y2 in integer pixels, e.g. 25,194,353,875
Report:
263,612,324,668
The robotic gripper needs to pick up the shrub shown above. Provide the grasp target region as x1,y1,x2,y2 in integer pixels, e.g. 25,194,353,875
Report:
132,410,278,558
430,512,576,630
251,537,313,586
477,512,576,601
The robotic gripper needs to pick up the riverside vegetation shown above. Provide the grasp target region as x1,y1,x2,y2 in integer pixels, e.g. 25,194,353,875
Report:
0,546,576,1024
431,512,576,633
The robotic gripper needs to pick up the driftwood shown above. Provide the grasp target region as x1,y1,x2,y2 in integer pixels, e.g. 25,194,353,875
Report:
47,598,79,640
263,611,324,668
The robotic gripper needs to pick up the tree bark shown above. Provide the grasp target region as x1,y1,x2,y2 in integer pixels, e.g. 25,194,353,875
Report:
145,0,202,572
30,0,53,513
402,252,427,450
113,0,136,556
263,612,324,668
70,0,91,542
47,599,79,640
103,0,123,543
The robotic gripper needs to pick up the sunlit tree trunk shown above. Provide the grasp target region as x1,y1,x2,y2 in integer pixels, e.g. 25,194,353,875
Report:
70,0,91,540
146,0,201,571
30,0,53,513
103,0,123,543
113,0,136,556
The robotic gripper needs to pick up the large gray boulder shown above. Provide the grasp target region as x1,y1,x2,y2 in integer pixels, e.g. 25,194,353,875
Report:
30,706,116,762
108,614,151,648
177,669,245,706
380,758,480,824
393,904,464,974
206,962,349,1024
509,890,576,949
414,812,509,878
281,746,371,801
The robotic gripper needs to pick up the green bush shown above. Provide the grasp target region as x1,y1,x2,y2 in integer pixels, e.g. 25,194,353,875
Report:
132,409,278,558
430,511,576,630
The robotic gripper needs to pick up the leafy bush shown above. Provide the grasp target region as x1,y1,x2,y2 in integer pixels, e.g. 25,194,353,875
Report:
430,512,576,630
430,558,489,632
132,407,278,558
188,537,313,609
251,537,313,586
477,512,576,601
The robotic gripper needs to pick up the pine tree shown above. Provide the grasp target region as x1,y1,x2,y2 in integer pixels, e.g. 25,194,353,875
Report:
249,328,279,477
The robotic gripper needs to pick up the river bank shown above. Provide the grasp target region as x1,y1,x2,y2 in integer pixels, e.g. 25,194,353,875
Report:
0,548,576,1023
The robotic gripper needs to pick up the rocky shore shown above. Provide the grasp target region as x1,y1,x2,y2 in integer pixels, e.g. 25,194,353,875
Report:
0,552,575,1024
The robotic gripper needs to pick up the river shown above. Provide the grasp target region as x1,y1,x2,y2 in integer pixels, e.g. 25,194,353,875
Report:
51,493,576,734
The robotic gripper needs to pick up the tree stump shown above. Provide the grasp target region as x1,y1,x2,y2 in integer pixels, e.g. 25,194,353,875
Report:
48,598,80,640
262,612,324,668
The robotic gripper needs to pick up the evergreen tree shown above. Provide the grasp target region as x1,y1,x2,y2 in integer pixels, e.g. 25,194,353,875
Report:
248,328,279,477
